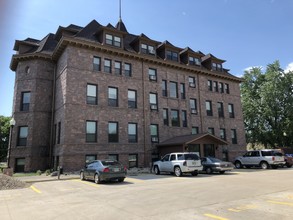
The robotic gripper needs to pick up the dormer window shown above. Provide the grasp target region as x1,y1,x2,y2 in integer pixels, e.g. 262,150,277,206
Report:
189,56,200,66
105,34,121,47
212,63,222,71
166,50,178,61
141,43,155,55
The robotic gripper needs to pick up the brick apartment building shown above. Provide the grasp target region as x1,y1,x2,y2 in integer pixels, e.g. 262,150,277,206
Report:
9,19,246,172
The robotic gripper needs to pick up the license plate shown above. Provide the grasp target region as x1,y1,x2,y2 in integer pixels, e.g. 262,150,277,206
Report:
113,168,120,172
191,161,196,165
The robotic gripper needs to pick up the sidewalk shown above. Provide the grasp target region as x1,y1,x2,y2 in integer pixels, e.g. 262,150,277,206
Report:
15,173,80,183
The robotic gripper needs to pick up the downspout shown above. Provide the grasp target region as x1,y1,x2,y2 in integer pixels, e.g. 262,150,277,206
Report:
142,59,147,167
197,72,203,132
49,65,57,169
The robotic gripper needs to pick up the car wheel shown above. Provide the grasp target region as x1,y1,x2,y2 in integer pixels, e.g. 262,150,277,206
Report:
235,161,242,169
154,166,160,175
206,167,213,174
94,174,101,184
260,161,269,169
174,166,182,177
286,164,292,168
191,171,198,176
80,171,85,180
219,171,225,174
118,178,125,182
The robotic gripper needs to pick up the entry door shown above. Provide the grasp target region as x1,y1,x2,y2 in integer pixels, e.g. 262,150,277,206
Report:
204,144,215,157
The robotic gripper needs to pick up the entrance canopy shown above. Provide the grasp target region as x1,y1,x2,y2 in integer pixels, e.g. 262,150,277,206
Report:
156,133,228,156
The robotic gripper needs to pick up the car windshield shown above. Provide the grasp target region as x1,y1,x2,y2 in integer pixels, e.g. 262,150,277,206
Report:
178,154,199,160
208,157,222,162
101,160,121,166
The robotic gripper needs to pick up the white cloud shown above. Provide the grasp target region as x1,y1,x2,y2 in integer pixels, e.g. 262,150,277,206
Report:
243,66,263,72
284,62,293,73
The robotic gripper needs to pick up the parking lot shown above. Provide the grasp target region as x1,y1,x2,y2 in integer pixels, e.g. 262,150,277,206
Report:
1,168,293,220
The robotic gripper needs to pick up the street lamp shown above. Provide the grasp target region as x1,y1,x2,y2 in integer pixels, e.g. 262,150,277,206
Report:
7,118,16,168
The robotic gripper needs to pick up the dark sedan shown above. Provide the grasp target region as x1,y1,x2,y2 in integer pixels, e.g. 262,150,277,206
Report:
201,157,234,174
80,160,127,184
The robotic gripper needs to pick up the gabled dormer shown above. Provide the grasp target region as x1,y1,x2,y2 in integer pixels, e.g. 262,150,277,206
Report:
180,47,204,67
157,41,181,62
95,23,126,49
55,24,82,41
13,38,39,55
130,33,159,56
201,53,225,72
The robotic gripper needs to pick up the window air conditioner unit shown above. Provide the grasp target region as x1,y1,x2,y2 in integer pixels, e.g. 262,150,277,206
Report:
150,104,158,110
191,109,197,114
149,75,157,80
189,82,195,87
149,49,155,54
151,137,159,142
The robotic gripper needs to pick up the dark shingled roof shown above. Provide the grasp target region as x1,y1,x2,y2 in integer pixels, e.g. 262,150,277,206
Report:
115,19,128,32
11,19,243,81
157,133,228,147
201,53,225,63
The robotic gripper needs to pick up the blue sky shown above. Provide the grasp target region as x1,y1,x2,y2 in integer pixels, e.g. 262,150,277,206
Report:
1,0,293,116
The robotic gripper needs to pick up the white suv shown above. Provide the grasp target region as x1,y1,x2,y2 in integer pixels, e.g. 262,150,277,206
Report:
234,149,285,169
153,152,203,177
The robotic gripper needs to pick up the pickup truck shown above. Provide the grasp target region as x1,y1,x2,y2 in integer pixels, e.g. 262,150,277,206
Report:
153,152,203,177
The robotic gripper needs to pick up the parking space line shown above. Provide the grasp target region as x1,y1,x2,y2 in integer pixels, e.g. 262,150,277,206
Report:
71,179,100,188
228,204,257,212
267,200,293,206
30,185,41,194
204,214,229,220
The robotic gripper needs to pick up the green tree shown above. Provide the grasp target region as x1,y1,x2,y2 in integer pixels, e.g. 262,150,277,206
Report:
0,116,11,161
241,61,293,148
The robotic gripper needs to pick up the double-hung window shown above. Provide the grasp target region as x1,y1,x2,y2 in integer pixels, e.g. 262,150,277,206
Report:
149,68,157,81
206,100,213,116
189,77,196,88
108,87,118,107
104,59,112,73
114,61,122,75
162,80,167,97
86,121,97,143
231,129,237,144
106,34,121,47
180,83,186,99
166,50,178,61
124,63,132,77
220,128,226,140
150,124,159,142
87,84,97,105
189,56,200,66
170,82,178,98
228,103,235,118
190,99,197,114
163,108,169,126
149,93,158,110
18,126,28,146
171,110,180,127
217,102,224,117
108,122,119,142
93,56,101,71
21,92,30,111
128,123,137,143
128,90,137,108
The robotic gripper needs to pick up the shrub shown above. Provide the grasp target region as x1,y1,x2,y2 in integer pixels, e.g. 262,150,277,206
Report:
36,170,42,175
45,169,51,176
